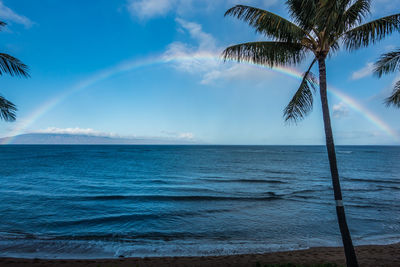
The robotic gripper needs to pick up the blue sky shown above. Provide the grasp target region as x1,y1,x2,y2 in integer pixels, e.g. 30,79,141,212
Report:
0,0,399,145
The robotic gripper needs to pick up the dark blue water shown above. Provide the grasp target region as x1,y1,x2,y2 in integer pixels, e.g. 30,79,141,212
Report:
0,145,399,259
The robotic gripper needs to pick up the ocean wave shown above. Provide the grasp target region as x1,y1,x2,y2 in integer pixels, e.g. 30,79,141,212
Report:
290,195,314,200
342,188,384,192
263,169,296,175
199,178,287,184
0,230,244,242
347,203,381,209
338,151,353,154
287,189,323,199
50,208,237,228
376,185,400,190
0,238,315,259
80,194,282,202
290,189,320,195
344,178,399,184
51,213,196,227
1,236,399,259
361,150,380,154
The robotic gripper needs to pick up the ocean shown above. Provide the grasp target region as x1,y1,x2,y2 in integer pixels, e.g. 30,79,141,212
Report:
0,145,398,259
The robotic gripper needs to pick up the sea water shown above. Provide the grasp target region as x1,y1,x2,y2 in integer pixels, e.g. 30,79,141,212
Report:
0,145,398,259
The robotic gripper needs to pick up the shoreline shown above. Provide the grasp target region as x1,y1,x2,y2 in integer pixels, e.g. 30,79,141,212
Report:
0,243,399,267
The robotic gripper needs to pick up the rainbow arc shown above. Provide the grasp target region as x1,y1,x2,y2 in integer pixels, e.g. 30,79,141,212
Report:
1,54,398,144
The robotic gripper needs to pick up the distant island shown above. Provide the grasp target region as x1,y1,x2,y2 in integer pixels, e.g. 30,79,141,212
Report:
0,133,198,145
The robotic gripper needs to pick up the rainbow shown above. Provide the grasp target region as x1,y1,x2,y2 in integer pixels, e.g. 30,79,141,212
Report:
1,53,398,144
328,88,398,138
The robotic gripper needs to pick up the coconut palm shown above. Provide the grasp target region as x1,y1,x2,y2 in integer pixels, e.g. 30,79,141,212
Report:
374,48,400,107
222,1,400,266
0,21,30,121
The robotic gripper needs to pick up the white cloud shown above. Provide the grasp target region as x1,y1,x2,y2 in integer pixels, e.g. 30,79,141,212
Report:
162,18,219,75
332,102,350,119
175,18,216,51
127,0,176,20
162,18,277,85
201,64,275,85
163,41,217,74
126,0,278,20
161,130,195,140
0,1,33,28
178,132,194,140
35,127,118,138
351,62,374,80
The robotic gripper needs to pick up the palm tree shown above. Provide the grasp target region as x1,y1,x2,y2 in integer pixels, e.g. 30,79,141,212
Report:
0,21,30,121
222,1,400,266
374,48,400,107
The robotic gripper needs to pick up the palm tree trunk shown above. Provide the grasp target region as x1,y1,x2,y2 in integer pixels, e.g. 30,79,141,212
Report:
318,57,359,267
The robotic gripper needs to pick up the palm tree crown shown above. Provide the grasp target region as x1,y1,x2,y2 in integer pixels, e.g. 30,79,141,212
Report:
374,48,400,107
0,21,30,121
223,0,400,121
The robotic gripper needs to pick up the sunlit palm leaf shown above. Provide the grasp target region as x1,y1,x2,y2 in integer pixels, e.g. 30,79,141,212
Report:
385,80,400,107
222,41,305,67
284,59,317,122
344,13,400,50
374,48,400,77
0,53,30,77
0,96,17,121
225,5,305,42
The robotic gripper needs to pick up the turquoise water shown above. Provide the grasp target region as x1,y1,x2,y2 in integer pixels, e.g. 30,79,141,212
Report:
0,145,399,258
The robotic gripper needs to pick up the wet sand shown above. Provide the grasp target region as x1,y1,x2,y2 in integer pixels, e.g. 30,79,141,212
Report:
0,243,398,266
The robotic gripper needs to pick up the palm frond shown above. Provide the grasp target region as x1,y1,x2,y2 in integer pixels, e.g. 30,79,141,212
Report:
343,0,371,27
316,0,347,32
222,41,306,67
385,80,400,108
328,40,341,56
374,48,400,77
0,53,30,77
344,13,400,50
0,95,17,121
225,5,306,42
284,58,318,122
286,0,318,32
325,0,371,35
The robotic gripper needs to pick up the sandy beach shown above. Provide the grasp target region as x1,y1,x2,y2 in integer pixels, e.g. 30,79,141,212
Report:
0,243,398,267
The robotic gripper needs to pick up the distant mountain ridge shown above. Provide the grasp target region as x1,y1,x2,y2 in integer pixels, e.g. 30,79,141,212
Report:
0,133,196,145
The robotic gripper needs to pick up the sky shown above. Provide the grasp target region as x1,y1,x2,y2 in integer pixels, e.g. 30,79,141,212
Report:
0,0,399,145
